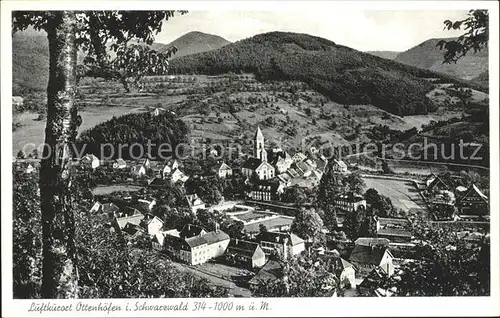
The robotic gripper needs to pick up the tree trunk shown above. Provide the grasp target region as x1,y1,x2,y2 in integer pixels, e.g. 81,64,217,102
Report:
40,11,79,299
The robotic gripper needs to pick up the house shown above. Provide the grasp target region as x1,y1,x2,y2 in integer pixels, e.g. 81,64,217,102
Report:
185,194,206,213
112,158,127,169
112,213,145,233
292,152,307,163
137,158,151,169
90,201,121,217
455,184,489,217
225,238,266,269
162,159,180,177
248,259,285,287
148,177,165,188
247,181,284,201
332,159,348,173
180,224,207,238
141,214,164,236
136,198,157,212
373,217,413,243
170,168,189,184
334,193,367,213
215,161,233,178
12,96,24,107
270,151,293,174
349,244,394,278
330,257,356,289
152,230,169,251
356,267,395,297
25,163,35,174
241,126,276,181
163,228,230,265
355,237,391,247
81,154,100,169
256,231,305,259
131,164,147,177
427,174,452,192
151,107,165,116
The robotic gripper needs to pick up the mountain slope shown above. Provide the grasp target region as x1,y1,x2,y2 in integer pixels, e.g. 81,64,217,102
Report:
12,31,230,93
394,38,488,80
366,51,400,60
163,31,231,58
169,31,486,116
12,33,49,94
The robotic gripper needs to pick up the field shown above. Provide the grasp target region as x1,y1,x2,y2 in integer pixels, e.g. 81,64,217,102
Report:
362,176,426,213
13,72,475,158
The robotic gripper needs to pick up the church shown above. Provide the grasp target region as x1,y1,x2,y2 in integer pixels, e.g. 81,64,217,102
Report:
242,126,276,180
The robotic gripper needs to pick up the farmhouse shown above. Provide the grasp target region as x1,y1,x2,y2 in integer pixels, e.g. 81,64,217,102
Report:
455,184,489,217
225,239,266,268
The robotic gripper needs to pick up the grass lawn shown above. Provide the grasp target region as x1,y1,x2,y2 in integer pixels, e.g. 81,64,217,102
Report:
363,177,426,213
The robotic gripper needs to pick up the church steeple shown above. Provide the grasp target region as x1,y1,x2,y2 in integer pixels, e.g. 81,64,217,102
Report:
254,125,265,160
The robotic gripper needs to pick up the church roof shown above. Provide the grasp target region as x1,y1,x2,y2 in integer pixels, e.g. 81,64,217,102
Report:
254,125,264,140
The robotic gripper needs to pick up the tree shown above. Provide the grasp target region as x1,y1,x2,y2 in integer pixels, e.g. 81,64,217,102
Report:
437,10,489,64
252,254,338,297
291,207,324,244
364,188,395,217
16,150,25,159
385,219,490,296
344,172,365,194
343,205,368,240
13,10,185,299
259,224,268,234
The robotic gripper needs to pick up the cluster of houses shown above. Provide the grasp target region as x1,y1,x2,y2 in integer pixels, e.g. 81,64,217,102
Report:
240,126,337,201
422,173,489,220
90,191,404,297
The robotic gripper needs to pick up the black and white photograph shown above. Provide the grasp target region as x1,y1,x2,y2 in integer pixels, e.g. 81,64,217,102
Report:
2,1,499,317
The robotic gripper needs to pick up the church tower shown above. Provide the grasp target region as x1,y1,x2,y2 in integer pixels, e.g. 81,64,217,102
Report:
254,125,266,161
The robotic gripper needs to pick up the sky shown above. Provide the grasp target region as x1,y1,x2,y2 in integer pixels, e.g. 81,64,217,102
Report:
153,10,469,52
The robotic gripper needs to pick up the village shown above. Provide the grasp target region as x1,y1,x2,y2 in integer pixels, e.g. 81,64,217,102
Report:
13,121,490,297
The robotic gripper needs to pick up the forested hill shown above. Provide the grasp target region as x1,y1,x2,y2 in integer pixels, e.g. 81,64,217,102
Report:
394,37,488,81
77,111,190,160
168,32,486,116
